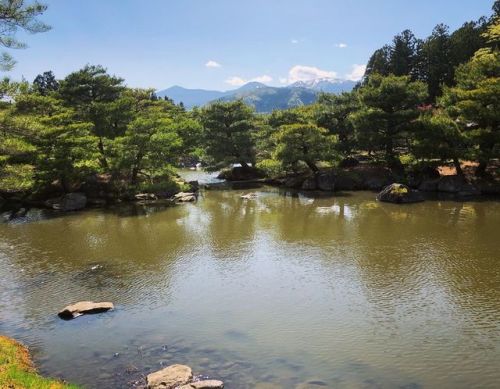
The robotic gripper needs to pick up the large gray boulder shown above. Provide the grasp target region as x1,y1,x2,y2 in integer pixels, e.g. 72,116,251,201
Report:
376,183,424,204
147,364,193,389
437,175,480,196
47,192,87,211
284,176,306,189
58,301,114,320
317,171,335,191
301,177,317,190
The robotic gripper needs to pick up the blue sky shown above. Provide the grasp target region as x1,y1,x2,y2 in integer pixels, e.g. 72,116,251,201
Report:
7,0,494,91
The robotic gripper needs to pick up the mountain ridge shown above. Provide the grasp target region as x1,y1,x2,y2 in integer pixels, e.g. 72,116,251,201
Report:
156,78,356,112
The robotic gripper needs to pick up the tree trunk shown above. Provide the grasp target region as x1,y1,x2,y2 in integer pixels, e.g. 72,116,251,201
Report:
305,160,319,173
239,161,250,171
98,137,109,169
452,157,463,177
476,160,488,177
131,152,143,185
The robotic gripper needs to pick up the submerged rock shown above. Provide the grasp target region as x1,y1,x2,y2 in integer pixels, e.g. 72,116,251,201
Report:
147,364,193,389
58,301,114,320
376,183,424,204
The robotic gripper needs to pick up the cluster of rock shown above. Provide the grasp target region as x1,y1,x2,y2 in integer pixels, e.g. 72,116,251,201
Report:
273,165,497,197
277,166,394,192
147,364,223,389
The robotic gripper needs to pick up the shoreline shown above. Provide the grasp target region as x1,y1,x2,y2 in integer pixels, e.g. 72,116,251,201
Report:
0,335,78,388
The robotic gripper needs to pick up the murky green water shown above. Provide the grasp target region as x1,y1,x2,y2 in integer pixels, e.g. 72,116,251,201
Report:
0,172,499,388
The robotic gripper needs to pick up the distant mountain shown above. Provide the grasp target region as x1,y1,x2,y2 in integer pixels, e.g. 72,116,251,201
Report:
289,78,357,94
156,85,228,108
216,85,318,113
156,78,355,113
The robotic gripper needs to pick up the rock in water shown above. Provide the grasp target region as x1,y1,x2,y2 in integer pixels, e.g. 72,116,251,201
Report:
179,380,224,389
147,364,193,389
58,301,114,320
47,192,87,211
173,192,197,203
240,192,258,200
376,183,424,204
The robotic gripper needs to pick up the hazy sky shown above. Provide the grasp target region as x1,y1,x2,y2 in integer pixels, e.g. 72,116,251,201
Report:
6,0,494,91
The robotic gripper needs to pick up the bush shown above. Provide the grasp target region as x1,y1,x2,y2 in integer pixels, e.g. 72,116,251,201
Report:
256,159,283,177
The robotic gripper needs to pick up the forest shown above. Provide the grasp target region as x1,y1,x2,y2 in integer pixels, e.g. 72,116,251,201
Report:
0,2,498,202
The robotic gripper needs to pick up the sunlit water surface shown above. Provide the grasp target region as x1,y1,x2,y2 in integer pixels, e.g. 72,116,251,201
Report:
0,171,499,388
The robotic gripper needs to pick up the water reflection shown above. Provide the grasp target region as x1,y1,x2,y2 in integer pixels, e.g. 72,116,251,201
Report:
0,187,499,388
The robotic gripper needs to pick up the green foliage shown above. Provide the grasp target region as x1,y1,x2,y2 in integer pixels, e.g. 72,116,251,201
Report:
33,70,59,95
200,100,256,168
316,91,359,156
255,158,283,177
440,18,500,174
273,123,335,172
0,0,50,71
350,74,427,166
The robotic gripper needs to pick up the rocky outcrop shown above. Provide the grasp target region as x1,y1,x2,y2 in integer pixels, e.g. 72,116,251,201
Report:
58,301,114,320
301,177,317,190
317,171,335,191
282,166,394,191
376,183,424,204
46,192,87,211
437,175,480,196
284,176,306,189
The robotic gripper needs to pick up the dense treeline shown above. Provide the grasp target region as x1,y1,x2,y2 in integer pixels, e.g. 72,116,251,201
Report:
0,66,202,195
0,2,498,199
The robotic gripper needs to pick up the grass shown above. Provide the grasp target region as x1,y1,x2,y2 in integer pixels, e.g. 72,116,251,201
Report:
0,336,80,389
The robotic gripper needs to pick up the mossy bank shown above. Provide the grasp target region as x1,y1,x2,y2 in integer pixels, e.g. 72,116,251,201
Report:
0,335,79,389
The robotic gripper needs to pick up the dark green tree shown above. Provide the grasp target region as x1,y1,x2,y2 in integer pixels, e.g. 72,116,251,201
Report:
441,18,500,176
273,123,334,172
58,65,131,169
200,100,256,169
33,70,59,95
350,74,428,167
316,91,359,156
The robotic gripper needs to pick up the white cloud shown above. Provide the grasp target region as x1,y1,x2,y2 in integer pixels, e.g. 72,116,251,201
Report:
279,77,288,84
205,60,221,68
291,39,299,44
345,64,366,81
283,65,338,84
335,43,348,48
225,74,273,86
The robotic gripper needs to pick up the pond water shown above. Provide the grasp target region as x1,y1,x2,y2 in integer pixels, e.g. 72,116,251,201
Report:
0,171,499,388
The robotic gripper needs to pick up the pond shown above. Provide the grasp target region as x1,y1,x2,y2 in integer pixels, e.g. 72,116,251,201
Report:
0,172,499,388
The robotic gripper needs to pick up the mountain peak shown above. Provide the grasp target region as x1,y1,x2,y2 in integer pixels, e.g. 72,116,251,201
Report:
235,81,268,92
